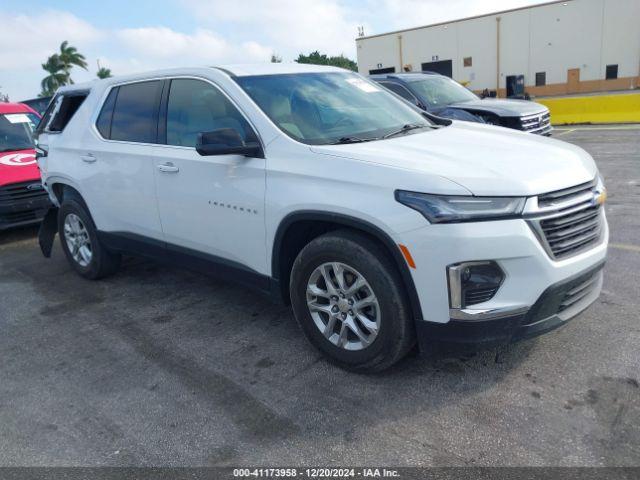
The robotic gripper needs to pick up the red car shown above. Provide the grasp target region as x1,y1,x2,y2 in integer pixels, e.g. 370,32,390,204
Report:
0,102,51,230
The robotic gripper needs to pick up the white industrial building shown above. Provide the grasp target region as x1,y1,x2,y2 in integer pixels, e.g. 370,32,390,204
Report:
356,0,640,97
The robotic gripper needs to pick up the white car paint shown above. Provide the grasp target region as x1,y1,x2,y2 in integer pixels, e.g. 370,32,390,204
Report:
37,64,607,330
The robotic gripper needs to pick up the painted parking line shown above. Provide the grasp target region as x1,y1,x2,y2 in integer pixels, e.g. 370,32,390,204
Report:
610,243,640,253
554,129,576,137
554,125,640,133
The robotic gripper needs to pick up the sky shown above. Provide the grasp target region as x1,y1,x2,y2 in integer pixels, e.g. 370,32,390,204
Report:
0,0,549,100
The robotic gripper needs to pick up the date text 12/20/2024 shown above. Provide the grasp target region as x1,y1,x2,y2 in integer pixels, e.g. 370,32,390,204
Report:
233,468,400,478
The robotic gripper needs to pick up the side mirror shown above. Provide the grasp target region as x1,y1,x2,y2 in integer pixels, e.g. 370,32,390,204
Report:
196,128,263,158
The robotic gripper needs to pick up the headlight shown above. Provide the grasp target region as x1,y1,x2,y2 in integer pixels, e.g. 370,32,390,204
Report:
395,190,526,224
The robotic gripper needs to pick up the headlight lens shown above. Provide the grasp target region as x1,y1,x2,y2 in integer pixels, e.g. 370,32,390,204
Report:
396,190,526,224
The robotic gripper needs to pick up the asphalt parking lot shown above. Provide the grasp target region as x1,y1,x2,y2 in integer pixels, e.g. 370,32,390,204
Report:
0,126,638,467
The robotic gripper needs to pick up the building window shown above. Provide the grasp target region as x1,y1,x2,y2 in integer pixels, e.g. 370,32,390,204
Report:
606,64,619,80
535,72,546,87
369,67,396,75
463,57,472,68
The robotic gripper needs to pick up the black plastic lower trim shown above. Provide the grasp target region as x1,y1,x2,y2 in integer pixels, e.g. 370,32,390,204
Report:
0,195,51,231
38,207,59,257
98,231,272,296
416,261,605,351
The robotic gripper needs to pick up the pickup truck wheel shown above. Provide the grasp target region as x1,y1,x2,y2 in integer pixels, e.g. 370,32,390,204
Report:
290,230,415,372
58,199,121,280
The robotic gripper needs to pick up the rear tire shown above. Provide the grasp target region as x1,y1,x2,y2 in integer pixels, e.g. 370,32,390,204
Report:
290,230,415,372
58,198,121,280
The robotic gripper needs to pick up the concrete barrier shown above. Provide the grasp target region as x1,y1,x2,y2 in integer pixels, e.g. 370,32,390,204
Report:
537,92,640,125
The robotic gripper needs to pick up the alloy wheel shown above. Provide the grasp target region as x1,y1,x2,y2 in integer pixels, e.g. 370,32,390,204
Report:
306,262,381,351
63,213,93,267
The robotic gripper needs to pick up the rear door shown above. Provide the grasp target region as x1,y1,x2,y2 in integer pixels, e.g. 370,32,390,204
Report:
81,80,164,240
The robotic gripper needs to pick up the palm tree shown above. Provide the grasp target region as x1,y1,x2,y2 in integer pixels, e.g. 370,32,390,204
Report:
39,41,88,96
40,54,67,97
58,41,88,83
96,67,112,79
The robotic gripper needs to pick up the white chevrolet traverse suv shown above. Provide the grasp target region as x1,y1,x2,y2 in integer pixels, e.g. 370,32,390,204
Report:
35,64,608,371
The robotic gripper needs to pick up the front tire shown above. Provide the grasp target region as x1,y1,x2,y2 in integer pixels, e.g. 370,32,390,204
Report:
290,230,415,372
58,198,121,280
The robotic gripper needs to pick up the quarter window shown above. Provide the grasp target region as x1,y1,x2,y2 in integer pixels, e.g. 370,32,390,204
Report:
96,87,118,139
110,80,162,143
166,79,251,148
40,92,88,133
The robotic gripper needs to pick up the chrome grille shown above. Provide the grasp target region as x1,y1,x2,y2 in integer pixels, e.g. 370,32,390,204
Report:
538,180,596,208
528,179,605,260
540,205,602,258
520,111,552,134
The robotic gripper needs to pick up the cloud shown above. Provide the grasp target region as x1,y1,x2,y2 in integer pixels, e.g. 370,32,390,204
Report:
0,10,102,70
181,0,367,59
0,0,549,100
116,27,272,66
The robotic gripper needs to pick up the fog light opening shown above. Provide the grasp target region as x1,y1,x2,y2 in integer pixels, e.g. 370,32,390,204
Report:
447,261,505,309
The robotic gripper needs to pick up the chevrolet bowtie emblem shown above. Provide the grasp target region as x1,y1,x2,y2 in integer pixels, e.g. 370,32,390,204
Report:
594,189,607,206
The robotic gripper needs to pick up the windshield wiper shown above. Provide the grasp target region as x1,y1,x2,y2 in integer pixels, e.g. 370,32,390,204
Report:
383,123,431,139
329,136,374,145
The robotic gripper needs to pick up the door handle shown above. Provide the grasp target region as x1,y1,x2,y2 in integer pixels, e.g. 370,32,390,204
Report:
81,154,96,163
158,162,179,173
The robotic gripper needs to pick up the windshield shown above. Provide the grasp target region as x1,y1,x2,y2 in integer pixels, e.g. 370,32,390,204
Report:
235,72,432,145
408,76,478,107
0,112,40,152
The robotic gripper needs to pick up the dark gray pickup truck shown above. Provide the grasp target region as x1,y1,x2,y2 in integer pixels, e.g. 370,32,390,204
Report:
371,72,552,135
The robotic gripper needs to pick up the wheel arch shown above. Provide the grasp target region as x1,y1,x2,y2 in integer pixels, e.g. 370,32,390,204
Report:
48,180,96,227
271,211,423,321
47,177,85,205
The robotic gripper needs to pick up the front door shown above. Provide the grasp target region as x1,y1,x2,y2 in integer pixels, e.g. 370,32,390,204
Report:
153,78,267,275
567,68,581,94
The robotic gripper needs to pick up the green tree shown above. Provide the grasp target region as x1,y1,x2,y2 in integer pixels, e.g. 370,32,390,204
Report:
58,41,88,82
97,67,112,79
270,53,282,63
40,41,88,96
40,54,67,97
295,51,357,71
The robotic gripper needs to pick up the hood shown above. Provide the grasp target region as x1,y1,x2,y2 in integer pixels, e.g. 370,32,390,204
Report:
0,149,42,188
310,122,597,196
447,98,547,117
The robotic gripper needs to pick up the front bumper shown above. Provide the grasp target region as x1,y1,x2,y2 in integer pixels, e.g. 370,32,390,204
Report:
396,210,608,348
415,261,604,348
0,182,52,230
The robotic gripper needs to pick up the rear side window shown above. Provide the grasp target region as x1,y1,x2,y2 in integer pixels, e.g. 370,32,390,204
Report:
380,82,417,103
41,92,88,133
96,88,118,138
110,81,162,143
